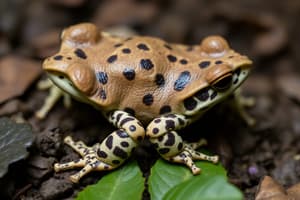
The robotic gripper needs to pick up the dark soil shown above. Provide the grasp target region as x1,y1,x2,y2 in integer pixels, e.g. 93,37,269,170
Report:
1,0,300,199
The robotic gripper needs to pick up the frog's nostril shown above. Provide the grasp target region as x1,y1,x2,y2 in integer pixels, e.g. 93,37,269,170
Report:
212,74,232,91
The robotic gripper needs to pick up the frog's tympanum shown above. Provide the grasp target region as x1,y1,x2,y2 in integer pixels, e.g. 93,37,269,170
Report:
43,23,252,183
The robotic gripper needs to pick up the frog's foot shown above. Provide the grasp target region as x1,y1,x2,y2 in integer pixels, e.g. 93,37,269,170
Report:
231,89,256,126
54,136,115,183
167,141,219,175
147,114,219,175
238,96,256,126
55,111,144,183
188,138,208,149
35,79,71,119
239,95,255,107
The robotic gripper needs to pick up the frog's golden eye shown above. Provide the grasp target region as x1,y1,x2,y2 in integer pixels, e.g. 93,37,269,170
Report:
61,23,101,45
211,73,233,91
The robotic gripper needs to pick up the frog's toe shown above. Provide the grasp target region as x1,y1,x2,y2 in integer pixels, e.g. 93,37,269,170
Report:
64,136,92,157
68,163,95,183
186,144,219,164
194,153,219,163
191,166,201,175
188,139,207,149
239,95,256,107
165,143,219,174
68,159,114,183
245,116,256,126
69,173,81,183
64,136,73,143
54,159,85,172
167,151,202,175
55,156,115,183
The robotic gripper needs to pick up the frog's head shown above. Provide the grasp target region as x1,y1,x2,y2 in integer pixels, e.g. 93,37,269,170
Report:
183,36,253,115
43,23,101,104
200,36,252,91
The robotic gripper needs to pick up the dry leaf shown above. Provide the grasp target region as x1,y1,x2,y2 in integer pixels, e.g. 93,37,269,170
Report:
287,183,300,200
0,55,42,103
256,176,300,200
255,176,287,200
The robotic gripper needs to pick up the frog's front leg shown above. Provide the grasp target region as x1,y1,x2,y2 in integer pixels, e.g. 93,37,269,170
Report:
230,89,256,126
35,79,71,119
146,114,219,175
54,111,145,183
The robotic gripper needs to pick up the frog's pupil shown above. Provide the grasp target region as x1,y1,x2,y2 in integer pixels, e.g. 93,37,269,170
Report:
212,75,232,91
59,75,64,79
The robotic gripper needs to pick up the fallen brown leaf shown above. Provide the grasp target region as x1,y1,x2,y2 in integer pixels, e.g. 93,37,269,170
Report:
255,176,287,200
256,176,300,200
29,29,60,59
287,183,300,200
0,55,42,103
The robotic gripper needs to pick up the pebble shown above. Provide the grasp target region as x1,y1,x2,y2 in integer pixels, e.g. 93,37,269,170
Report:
39,178,73,200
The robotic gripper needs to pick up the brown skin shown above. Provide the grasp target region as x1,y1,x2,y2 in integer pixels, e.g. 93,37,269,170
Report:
44,23,251,124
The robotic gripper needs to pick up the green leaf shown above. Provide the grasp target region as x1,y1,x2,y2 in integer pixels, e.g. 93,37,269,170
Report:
149,159,242,200
0,117,34,178
76,160,144,200
164,175,243,200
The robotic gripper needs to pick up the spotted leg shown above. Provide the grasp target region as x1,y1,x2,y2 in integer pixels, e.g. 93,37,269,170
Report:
54,110,145,183
146,114,219,175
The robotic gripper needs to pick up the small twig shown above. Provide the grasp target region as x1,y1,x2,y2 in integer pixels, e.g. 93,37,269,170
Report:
12,183,32,200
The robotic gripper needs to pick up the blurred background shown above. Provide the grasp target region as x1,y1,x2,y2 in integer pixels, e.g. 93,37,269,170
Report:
1,0,299,62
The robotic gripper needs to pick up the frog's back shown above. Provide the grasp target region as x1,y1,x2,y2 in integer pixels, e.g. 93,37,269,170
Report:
90,34,209,123
46,23,250,124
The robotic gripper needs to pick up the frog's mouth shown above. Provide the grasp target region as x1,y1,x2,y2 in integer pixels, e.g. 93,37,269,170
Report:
47,73,90,104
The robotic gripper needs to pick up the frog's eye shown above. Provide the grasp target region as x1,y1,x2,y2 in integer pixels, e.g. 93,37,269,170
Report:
201,36,229,56
67,64,97,95
61,23,101,45
211,73,232,91
205,63,232,89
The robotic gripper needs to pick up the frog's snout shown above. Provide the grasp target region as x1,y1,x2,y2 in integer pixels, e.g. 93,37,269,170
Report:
42,56,69,73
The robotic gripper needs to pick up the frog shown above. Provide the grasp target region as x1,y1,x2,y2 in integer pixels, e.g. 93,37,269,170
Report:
42,23,253,183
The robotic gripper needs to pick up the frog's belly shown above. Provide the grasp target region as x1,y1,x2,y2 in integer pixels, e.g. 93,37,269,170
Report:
116,103,161,125
134,110,157,125
117,95,180,125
